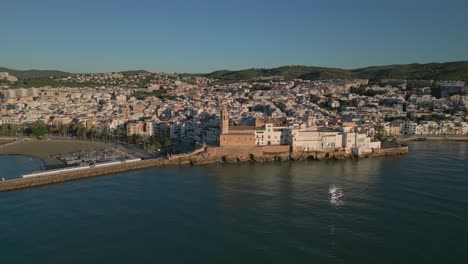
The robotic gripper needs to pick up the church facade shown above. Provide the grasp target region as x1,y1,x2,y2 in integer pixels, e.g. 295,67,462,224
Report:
219,105,256,147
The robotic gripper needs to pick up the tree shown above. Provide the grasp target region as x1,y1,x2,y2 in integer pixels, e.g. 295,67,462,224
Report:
145,141,162,154
72,122,87,139
374,124,386,142
162,139,172,148
115,127,126,139
0,124,19,136
31,121,47,138
57,124,69,137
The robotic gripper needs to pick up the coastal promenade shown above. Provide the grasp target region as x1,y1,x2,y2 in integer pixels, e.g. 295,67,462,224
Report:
0,145,408,192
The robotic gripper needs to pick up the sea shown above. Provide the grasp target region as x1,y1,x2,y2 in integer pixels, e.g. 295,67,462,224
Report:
0,141,467,263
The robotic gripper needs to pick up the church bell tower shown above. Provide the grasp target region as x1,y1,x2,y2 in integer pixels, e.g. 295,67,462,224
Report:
221,105,229,134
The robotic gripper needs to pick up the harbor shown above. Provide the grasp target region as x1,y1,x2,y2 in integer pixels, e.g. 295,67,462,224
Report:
0,145,408,192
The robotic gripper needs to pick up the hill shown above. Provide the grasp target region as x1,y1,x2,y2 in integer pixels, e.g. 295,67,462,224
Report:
0,67,71,79
204,61,468,82
119,70,150,76
352,61,468,82
3,60,468,82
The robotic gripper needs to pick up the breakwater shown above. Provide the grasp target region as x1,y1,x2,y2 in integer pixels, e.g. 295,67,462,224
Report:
0,146,408,192
22,158,141,178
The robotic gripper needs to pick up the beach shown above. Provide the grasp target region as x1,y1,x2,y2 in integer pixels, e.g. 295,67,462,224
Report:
0,140,12,145
0,139,135,169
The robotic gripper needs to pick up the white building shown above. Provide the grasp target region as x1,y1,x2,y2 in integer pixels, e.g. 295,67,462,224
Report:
290,128,343,152
255,124,289,146
115,94,127,103
0,88,39,99
250,123,370,153
0,117,12,125
342,131,381,155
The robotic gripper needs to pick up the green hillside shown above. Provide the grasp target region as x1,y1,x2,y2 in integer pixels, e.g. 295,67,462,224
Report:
204,61,468,82
2,60,468,82
0,67,71,79
353,61,468,81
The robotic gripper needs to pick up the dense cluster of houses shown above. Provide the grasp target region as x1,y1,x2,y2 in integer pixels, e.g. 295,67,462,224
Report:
0,71,466,154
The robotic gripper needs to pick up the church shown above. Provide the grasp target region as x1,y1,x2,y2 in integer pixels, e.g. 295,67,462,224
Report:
219,105,256,147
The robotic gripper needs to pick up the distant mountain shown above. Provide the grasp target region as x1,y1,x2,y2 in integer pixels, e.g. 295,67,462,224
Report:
351,61,468,82
3,60,468,82
0,67,71,79
119,70,150,76
204,61,468,82
0,67,154,80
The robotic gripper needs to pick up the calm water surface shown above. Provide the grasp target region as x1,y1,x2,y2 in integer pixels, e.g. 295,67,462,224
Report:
0,142,467,263
0,155,44,180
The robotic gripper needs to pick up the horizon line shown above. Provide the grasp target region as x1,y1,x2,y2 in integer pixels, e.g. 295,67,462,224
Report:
2,59,468,75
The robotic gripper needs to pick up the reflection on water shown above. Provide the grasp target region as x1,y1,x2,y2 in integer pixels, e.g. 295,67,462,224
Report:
329,185,344,206
214,156,386,216
0,142,467,263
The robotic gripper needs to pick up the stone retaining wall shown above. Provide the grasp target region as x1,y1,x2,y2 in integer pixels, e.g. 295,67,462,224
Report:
0,146,408,192
361,146,409,158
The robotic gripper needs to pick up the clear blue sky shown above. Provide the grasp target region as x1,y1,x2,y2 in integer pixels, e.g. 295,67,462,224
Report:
2,0,468,73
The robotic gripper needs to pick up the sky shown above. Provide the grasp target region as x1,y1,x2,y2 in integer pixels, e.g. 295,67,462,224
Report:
1,0,468,73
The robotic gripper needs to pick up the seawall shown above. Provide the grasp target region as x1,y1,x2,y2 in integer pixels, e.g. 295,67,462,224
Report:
0,145,408,192
359,146,409,158
0,159,171,192
398,136,468,142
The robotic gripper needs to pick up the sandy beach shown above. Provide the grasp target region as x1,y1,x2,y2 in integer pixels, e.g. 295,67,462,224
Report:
0,139,132,169
0,139,13,145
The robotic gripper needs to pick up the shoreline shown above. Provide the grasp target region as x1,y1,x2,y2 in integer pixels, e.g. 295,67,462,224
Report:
0,145,408,192
397,136,468,143
0,153,47,169
0,139,138,169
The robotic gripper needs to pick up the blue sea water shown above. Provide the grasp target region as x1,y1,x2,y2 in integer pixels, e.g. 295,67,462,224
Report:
0,142,467,263
0,155,44,180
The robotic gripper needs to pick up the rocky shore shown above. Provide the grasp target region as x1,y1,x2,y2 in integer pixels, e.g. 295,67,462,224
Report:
0,145,408,192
